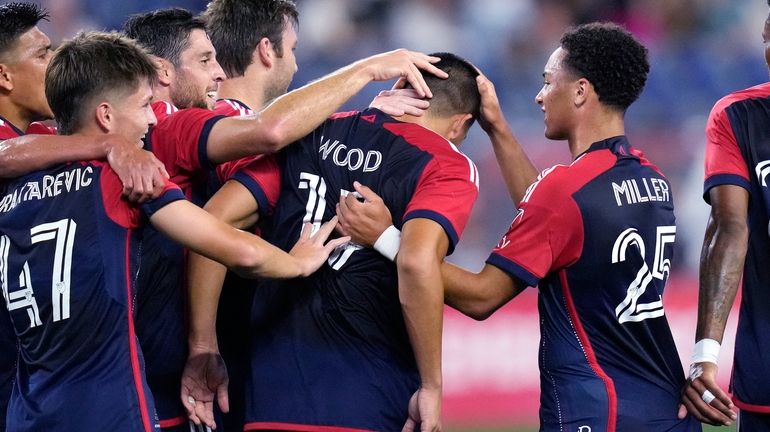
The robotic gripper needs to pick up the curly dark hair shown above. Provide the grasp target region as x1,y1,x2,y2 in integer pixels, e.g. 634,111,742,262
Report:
560,22,649,111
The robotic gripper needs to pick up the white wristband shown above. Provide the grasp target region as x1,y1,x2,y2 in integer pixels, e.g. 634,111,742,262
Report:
374,225,401,262
691,338,721,365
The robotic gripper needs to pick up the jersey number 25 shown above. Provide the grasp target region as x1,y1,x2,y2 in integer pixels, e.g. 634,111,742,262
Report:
611,225,675,324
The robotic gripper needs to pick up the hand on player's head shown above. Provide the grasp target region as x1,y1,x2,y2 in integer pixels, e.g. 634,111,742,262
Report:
370,88,430,117
476,73,505,134
362,49,448,99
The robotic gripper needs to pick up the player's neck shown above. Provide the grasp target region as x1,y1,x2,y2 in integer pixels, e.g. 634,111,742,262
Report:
0,100,33,133
568,111,625,158
217,76,266,111
151,86,175,108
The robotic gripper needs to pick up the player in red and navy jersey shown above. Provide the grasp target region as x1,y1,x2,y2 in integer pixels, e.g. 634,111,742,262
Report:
0,31,345,432
340,24,700,432
443,23,698,432
0,5,54,428
0,4,163,430
679,2,770,429
181,53,480,431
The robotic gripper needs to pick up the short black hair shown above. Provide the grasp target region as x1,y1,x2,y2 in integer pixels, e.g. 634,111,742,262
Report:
0,2,48,60
45,31,158,135
414,52,480,124
203,0,298,78
123,8,206,66
559,22,649,111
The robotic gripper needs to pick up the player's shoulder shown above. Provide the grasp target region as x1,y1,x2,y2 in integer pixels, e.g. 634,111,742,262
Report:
710,82,770,117
381,117,473,167
213,99,254,117
25,122,56,135
0,116,22,139
151,100,179,123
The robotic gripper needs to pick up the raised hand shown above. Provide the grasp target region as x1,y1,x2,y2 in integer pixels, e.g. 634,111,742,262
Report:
369,88,430,117
476,73,506,134
357,49,448,99
289,216,351,276
678,362,736,426
181,351,229,430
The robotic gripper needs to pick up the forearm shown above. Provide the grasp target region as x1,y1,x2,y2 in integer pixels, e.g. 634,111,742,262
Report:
696,219,747,342
399,260,443,388
0,134,110,178
442,262,522,320
210,62,373,164
187,252,229,350
487,123,538,205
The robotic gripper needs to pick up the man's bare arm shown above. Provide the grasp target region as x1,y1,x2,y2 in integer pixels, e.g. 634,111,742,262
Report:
0,133,168,202
476,74,538,206
679,184,746,426
442,262,524,320
398,218,447,432
206,49,448,164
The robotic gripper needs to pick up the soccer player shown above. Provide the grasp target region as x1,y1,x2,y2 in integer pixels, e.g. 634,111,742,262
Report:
195,2,435,429
339,23,701,432
678,1,770,429
0,4,168,429
0,30,346,432
182,52,481,431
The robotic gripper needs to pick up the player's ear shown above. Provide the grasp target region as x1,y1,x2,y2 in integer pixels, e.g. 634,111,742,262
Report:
154,56,173,87
94,101,113,133
447,113,473,143
574,77,590,107
255,37,273,68
0,63,14,92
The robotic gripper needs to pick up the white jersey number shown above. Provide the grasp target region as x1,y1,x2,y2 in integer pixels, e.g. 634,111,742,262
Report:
0,219,76,329
611,225,675,324
298,172,360,271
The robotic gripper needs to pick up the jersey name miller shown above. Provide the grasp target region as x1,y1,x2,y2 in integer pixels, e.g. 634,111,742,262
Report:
0,166,93,214
611,177,670,206
318,135,383,173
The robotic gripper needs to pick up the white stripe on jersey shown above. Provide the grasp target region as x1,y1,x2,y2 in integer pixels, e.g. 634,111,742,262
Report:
447,141,480,190
521,164,563,203
162,101,178,115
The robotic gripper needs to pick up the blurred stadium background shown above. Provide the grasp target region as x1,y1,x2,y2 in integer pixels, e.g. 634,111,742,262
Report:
30,0,760,429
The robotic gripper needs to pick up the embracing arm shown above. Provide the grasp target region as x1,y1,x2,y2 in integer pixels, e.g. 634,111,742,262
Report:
442,262,524,321
205,49,448,164
0,133,168,202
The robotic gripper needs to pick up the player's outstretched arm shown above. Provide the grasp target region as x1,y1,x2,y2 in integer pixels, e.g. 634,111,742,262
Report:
205,49,449,164
442,263,524,321
476,73,538,206
0,133,168,202
151,200,346,280
398,218,448,432
678,184,744,426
